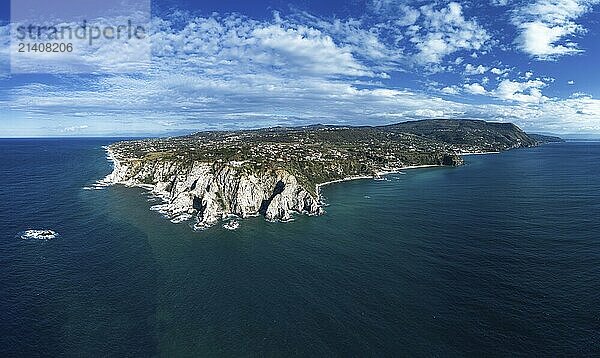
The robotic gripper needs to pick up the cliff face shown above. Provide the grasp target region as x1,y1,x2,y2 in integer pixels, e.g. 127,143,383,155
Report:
105,152,323,229
104,150,461,229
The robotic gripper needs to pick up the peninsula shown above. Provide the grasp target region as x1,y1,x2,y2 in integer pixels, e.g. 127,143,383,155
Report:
103,119,561,229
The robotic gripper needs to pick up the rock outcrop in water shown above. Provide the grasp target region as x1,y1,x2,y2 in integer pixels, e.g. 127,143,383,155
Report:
104,119,557,229
18,229,60,240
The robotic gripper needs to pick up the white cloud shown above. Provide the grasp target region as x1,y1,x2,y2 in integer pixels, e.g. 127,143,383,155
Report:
64,125,89,132
414,109,445,117
490,67,508,75
513,0,600,60
152,15,379,78
457,76,550,104
370,1,420,25
293,15,405,71
492,79,548,103
464,63,488,75
407,2,491,64
464,82,488,95
568,80,575,84
251,24,374,77
7,14,152,74
441,86,460,95
525,96,600,132
311,2,490,68
399,6,421,26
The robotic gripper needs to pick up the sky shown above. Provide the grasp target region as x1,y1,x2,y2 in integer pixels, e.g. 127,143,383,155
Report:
0,0,599,137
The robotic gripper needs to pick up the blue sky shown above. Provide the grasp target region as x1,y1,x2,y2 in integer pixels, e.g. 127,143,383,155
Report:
0,0,599,137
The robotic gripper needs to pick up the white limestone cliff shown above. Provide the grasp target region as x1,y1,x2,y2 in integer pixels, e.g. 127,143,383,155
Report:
104,148,323,229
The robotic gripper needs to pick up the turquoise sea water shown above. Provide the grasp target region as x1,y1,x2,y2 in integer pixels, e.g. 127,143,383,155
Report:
1,139,599,356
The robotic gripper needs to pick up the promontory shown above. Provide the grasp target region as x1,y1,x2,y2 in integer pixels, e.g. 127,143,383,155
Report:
103,119,561,229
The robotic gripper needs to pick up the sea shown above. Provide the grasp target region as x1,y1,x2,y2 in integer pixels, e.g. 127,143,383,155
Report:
0,139,599,357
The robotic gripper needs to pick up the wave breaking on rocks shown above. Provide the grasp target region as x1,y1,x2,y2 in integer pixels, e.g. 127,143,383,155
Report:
18,229,60,240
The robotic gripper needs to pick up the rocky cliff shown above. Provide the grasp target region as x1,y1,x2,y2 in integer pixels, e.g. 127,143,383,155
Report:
105,150,323,229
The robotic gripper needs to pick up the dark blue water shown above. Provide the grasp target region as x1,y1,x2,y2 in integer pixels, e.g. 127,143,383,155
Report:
1,139,599,356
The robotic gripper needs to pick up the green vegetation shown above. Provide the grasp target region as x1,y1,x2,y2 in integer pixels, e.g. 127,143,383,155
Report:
109,119,558,194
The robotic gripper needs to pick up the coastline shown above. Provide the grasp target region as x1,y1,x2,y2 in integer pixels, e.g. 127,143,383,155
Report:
458,151,500,156
104,146,447,203
101,145,499,224
375,164,440,176
99,147,124,185
104,146,117,171
83,146,119,190
315,175,373,199
315,164,443,200
314,151,503,201
102,146,170,194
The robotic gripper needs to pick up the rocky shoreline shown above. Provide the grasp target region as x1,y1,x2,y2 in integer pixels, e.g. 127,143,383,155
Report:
103,148,462,229
103,147,324,229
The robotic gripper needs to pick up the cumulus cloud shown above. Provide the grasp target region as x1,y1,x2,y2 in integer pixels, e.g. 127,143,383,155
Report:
317,1,492,67
290,14,404,72
410,2,491,64
513,0,600,60
441,86,460,94
493,79,548,103
464,64,488,75
454,76,550,104
150,15,379,78
490,67,509,75
251,25,374,77
464,82,488,95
